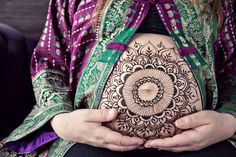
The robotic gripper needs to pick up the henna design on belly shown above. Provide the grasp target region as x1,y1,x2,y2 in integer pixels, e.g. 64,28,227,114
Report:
98,39,202,139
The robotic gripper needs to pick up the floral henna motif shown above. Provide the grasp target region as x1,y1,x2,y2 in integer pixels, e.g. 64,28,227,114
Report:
99,41,202,139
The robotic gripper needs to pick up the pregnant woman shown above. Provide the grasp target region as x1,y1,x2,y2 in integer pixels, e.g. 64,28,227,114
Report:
1,0,236,157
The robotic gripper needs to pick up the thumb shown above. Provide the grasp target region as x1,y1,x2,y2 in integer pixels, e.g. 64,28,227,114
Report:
85,109,117,122
175,112,208,129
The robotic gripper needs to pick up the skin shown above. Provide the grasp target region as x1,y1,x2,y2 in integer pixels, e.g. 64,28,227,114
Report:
69,0,228,152
144,110,236,152
51,33,236,152
51,109,236,152
99,33,203,140
51,109,145,152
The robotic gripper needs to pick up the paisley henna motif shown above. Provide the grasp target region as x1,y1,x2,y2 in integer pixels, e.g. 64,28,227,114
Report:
99,40,202,139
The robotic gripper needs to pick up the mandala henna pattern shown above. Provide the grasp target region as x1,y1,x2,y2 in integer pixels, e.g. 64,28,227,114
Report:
98,41,202,139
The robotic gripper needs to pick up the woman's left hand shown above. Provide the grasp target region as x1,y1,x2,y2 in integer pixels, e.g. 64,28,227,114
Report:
144,110,236,152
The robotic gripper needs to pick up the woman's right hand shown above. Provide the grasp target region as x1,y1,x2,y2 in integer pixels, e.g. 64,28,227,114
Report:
51,109,145,152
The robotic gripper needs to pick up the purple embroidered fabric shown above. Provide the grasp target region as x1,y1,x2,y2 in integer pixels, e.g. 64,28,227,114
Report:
5,132,58,153
3,0,236,154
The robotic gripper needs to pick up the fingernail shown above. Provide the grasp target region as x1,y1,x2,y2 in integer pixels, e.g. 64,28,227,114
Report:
138,141,143,145
145,143,152,148
145,144,151,148
176,119,184,127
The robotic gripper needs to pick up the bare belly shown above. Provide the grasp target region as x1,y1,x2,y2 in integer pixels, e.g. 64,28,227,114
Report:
98,33,203,139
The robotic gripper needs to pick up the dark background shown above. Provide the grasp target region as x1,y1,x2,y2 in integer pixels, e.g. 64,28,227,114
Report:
0,0,49,38
0,0,49,138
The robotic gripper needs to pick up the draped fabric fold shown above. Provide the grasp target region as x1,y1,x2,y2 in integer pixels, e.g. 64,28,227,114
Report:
214,0,236,147
0,0,236,156
3,0,75,154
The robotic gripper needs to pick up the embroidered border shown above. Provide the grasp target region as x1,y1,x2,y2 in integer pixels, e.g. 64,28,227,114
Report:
6,70,73,142
74,0,134,109
172,0,219,108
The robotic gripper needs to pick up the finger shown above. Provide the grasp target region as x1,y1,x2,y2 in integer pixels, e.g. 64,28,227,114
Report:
175,111,210,129
77,109,118,122
95,126,144,146
145,130,198,148
104,144,141,152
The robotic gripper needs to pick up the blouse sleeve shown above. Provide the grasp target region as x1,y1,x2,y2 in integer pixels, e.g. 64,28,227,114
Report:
214,0,236,147
4,0,75,153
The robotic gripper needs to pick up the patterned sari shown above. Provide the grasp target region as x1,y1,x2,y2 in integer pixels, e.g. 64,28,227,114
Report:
1,0,236,156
